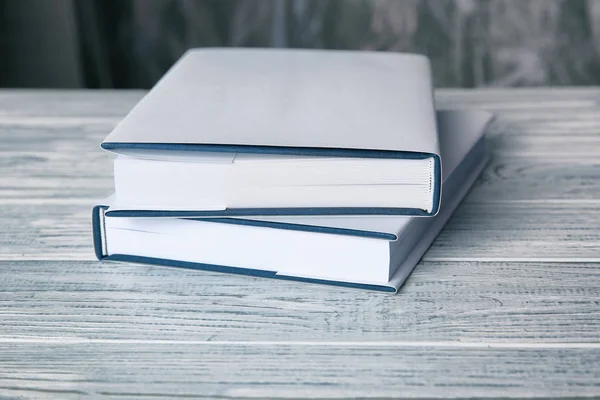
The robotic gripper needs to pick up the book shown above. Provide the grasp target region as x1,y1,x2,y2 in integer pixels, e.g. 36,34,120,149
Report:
102,48,441,216
93,110,493,292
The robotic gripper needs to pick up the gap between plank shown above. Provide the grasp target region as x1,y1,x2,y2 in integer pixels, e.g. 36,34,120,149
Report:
424,257,600,263
3,199,600,206
3,257,600,263
0,338,599,349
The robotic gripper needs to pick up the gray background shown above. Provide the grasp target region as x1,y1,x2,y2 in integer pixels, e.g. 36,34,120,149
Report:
2,0,600,88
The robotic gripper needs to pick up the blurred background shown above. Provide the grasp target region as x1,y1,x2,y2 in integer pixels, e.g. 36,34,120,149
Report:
1,0,600,89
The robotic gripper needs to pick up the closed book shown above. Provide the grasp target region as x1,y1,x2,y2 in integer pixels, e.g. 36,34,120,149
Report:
93,110,492,292
102,48,441,216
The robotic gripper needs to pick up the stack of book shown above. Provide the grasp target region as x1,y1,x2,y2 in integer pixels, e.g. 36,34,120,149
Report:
93,49,492,293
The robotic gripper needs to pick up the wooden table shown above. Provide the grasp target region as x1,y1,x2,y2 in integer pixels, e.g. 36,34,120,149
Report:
1,89,599,399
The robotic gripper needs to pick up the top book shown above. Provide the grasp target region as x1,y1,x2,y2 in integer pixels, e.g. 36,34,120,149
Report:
102,48,441,216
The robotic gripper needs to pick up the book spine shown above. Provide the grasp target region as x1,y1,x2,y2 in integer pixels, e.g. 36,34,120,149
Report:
92,205,109,260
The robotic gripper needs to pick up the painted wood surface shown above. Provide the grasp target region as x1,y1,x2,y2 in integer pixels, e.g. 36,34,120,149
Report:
0,260,599,342
1,343,600,399
0,89,599,398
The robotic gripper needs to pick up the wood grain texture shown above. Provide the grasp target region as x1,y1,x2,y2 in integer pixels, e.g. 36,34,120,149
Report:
2,113,600,206
0,90,142,119
427,202,600,261
0,88,598,119
1,260,599,342
1,89,600,398
3,149,598,204
1,343,599,399
3,202,600,261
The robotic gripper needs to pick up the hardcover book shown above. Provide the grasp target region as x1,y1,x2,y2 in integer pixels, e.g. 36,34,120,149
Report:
93,110,493,292
102,48,441,216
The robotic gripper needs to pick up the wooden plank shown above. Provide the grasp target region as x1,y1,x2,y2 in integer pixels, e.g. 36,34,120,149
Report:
3,132,599,204
4,110,600,138
0,121,112,152
437,86,600,100
488,109,600,135
0,89,599,125
0,150,113,201
3,103,600,139
1,119,599,204
0,260,599,342
2,153,599,204
0,205,93,260
3,200,600,261
2,96,600,168
427,202,600,261
0,342,599,399
3,121,599,157
0,90,143,119
488,134,600,158
468,157,600,202
435,88,600,110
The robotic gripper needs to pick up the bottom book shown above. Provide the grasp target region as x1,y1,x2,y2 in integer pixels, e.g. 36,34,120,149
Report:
92,110,493,293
